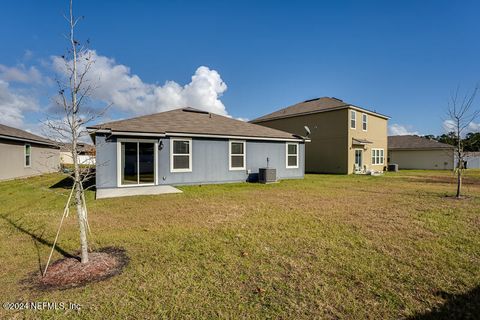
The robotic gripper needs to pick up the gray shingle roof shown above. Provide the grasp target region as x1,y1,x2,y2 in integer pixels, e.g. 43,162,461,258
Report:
88,107,305,140
0,123,57,146
251,97,389,123
388,135,454,150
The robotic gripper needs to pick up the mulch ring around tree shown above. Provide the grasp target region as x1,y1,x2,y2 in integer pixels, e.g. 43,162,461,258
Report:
25,247,129,291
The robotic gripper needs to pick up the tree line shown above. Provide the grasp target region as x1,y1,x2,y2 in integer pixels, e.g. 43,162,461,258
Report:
423,132,480,152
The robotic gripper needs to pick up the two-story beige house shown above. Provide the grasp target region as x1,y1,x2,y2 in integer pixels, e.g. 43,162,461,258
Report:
251,97,389,174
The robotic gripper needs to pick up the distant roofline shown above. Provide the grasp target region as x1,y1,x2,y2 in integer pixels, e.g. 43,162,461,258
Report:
388,135,455,150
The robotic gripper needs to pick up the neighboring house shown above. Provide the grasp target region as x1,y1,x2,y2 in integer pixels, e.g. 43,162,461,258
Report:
87,107,309,199
456,152,480,169
465,152,480,169
388,135,454,170
60,142,96,166
0,124,60,181
251,97,389,174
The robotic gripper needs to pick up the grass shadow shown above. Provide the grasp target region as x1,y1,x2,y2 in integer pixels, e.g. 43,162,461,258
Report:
0,213,76,261
409,286,480,319
49,171,96,191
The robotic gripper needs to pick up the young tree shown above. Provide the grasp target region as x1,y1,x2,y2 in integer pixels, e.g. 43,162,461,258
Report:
45,0,106,266
446,85,479,198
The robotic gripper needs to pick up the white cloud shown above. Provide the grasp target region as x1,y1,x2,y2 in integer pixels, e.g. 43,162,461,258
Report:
388,123,419,136
0,80,38,127
0,64,42,84
442,120,456,132
467,121,480,132
23,50,33,60
444,119,480,134
51,50,229,116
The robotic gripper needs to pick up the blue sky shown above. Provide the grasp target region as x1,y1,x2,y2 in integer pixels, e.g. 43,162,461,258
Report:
0,0,479,135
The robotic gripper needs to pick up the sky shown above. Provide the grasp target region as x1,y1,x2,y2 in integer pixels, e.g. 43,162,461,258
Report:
0,0,479,136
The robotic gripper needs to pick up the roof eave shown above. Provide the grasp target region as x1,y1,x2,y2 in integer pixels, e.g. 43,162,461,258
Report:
0,134,58,148
165,131,306,142
389,147,455,151
88,128,307,142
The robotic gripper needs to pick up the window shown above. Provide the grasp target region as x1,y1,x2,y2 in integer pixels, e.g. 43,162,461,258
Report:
350,110,356,129
362,113,368,131
119,141,155,185
286,143,299,168
170,138,192,172
24,144,31,167
229,141,246,170
371,149,384,165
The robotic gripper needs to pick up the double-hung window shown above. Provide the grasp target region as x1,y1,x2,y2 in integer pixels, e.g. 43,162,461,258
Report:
371,149,384,165
24,144,31,167
362,113,368,131
350,110,356,129
286,143,299,168
171,138,192,172
229,140,246,170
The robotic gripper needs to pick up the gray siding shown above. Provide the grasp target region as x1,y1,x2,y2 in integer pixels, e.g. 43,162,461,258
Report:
95,134,305,189
388,149,454,170
0,138,60,181
95,134,118,188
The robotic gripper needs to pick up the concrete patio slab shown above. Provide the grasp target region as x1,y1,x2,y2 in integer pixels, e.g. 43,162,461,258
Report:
96,185,182,199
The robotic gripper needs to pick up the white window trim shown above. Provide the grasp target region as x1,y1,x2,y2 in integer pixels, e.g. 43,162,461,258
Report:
371,148,385,165
286,142,299,169
362,113,368,131
116,139,158,188
24,144,31,168
170,138,192,173
350,110,356,129
229,140,246,171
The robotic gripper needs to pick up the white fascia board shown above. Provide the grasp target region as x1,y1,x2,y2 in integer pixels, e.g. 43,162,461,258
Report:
165,132,306,142
91,129,166,137
89,129,307,142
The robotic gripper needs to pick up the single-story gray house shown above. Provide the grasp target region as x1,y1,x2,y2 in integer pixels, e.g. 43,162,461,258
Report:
0,123,60,181
388,135,454,170
88,108,309,199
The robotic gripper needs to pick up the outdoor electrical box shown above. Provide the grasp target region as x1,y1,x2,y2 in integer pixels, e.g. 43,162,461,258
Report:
259,168,276,183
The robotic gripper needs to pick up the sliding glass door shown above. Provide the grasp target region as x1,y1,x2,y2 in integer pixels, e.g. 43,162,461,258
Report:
120,142,155,186
139,143,155,183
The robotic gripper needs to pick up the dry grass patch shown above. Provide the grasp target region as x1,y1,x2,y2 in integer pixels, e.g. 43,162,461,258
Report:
0,170,479,319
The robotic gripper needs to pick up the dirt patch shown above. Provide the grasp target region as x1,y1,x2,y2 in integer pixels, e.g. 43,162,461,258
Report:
25,247,129,291
405,176,480,185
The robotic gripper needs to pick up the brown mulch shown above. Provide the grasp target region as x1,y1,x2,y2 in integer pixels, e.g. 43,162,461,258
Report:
25,247,129,291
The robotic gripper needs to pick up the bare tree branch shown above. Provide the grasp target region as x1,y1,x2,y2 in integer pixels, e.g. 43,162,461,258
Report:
446,84,479,198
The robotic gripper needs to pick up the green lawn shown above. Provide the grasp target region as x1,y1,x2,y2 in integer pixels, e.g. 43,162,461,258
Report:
0,170,479,319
